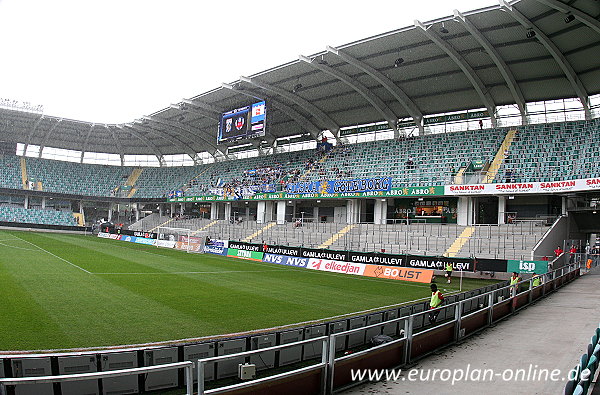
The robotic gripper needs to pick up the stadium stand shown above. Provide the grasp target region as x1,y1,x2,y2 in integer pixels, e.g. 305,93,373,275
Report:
206,220,547,260
495,119,600,183
132,165,200,198
0,119,593,202
183,149,318,196
0,155,23,190
310,127,505,187
0,205,78,226
25,157,131,197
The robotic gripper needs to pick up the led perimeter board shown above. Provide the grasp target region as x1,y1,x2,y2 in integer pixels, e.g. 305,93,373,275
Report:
218,101,266,144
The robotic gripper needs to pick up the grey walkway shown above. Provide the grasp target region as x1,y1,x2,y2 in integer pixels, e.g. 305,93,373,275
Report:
345,270,600,395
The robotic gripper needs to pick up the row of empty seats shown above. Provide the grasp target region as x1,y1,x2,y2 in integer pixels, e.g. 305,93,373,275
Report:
26,157,131,197
496,119,600,183
0,205,78,226
308,128,505,187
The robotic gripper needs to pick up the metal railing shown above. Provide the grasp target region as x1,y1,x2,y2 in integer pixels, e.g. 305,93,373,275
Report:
197,262,580,394
0,361,194,395
197,336,328,394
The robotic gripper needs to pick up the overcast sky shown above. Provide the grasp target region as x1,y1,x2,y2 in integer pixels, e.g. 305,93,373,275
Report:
0,0,499,124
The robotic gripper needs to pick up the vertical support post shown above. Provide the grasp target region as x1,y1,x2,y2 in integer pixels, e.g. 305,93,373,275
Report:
197,360,205,395
321,337,329,395
454,301,463,340
327,334,337,395
404,316,414,364
542,274,547,297
185,364,193,395
488,291,494,325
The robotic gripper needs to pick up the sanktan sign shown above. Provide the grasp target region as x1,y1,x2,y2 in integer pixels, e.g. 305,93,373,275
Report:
445,177,600,195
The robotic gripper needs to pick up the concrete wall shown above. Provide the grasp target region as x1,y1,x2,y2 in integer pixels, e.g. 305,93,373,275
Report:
531,215,568,260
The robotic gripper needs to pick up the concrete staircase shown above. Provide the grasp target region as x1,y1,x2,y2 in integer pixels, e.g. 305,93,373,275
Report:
483,129,517,183
125,168,144,198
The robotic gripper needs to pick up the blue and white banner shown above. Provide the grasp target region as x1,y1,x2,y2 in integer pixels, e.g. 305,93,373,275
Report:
263,253,309,268
121,235,137,243
134,237,157,246
203,245,228,255
286,177,392,195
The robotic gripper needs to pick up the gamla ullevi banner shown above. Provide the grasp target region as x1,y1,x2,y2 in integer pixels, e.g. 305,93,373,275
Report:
445,177,600,195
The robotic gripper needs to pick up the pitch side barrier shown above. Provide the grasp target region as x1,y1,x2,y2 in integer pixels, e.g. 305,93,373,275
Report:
0,221,90,233
0,263,581,395
224,240,551,275
97,230,550,276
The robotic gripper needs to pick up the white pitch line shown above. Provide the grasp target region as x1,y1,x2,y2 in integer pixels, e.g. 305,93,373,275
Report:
0,241,38,251
93,270,280,275
11,234,92,274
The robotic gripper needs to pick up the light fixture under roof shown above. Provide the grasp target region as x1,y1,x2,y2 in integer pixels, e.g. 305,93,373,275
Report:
526,29,536,39
564,13,575,23
315,55,328,65
440,22,449,34
394,57,404,67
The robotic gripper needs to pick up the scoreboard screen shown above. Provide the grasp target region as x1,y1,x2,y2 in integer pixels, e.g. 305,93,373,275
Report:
218,101,266,144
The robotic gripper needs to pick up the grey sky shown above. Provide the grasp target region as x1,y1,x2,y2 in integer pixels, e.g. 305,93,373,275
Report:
0,0,499,124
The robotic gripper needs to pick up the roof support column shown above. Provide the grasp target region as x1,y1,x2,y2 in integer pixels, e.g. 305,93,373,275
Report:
500,0,591,120
415,20,497,127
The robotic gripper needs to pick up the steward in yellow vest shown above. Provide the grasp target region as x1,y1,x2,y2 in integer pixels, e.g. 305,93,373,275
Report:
428,284,444,324
445,263,453,284
510,272,521,296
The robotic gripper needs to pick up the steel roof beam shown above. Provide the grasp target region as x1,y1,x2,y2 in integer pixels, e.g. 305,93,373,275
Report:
225,81,322,140
299,55,399,134
141,116,223,159
182,99,223,117
534,0,600,36
500,0,591,119
239,76,341,137
415,20,497,127
38,118,63,157
128,123,201,164
119,124,165,166
24,115,44,153
141,114,211,155
454,9,528,125
178,100,220,121
79,123,96,162
326,45,424,135
107,125,125,166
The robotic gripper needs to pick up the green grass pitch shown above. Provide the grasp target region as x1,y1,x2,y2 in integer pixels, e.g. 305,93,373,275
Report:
0,229,498,351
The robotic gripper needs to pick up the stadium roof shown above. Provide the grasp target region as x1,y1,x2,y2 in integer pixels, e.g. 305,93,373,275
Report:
1,0,599,164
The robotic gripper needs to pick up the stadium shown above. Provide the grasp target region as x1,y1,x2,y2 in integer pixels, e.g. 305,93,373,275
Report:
0,0,599,394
